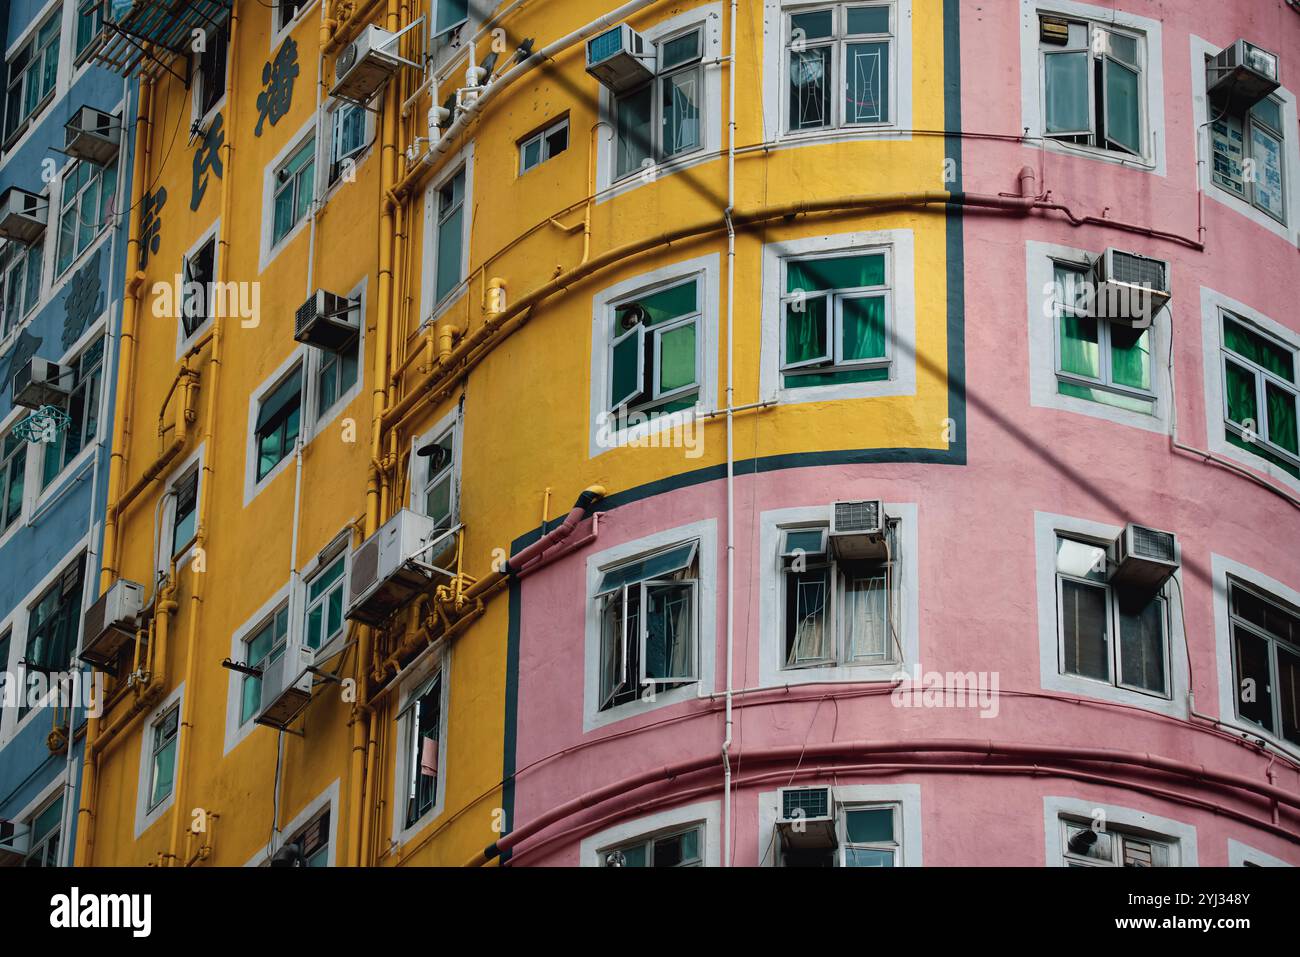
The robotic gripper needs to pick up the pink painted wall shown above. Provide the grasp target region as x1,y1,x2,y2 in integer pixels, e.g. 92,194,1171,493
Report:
506,1,1300,866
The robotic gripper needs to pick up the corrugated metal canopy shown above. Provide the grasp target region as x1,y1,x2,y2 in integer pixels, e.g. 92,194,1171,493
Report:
88,0,233,79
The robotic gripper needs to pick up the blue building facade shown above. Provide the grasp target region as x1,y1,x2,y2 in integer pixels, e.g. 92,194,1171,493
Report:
0,0,135,866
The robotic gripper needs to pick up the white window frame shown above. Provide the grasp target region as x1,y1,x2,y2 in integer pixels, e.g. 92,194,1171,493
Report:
3,5,62,148
758,783,922,867
301,542,348,659
780,2,897,134
33,313,108,509
269,0,316,51
1043,796,1194,866
135,682,184,838
243,348,305,506
160,444,204,575
419,141,473,323
778,247,893,380
581,800,721,867
189,16,229,134
52,156,114,279
258,116,317,273
518,116,569,175
223,581,291,754
1051,259,1158,404
322,97,374,195
582,518,717,732
1218,309,1300,474
6,773,69,867
610,24,707,184
0,237,45,345
390,648,450,846
175,219,220,357
409,404,461,532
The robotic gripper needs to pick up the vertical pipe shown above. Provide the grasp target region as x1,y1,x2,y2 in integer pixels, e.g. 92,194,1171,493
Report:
721,0,738,869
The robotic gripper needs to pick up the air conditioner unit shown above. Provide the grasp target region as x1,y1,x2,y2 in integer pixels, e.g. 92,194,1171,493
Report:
331,24,403,105
254,646,314,730
11,356,74,410
64,106,121,165
776,786,838,850
1090,249,1171,326
585,24,654,93
79,579,144,672
828,500,887,561
294,290,358,351
0,820,30,865
1110,523,1179,592
1208,40,1281,116
0,186,47,243
346,509,441,626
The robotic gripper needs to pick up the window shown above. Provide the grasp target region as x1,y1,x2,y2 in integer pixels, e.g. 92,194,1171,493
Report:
0,239,43,337
56,160,116,276
195,20,229,119
272,136,316,246
403,674,442,828
42,335,104,488
0,629,10,708
316,338,358,417
780,521,898,669
596,540,699,711
1228,580,1300,747
1054,262,1154,414
785,4,893,132
148,705,180,811
181,236,216,339
22,794,63,867
75,0,105,62
25,555,84,675
277,0,307,31
241,606,289,725
255,366,302,481
304,555,345,653
434,0,468,37
329,103,366,186
2,427,26,532
432,167,466,305
519,117,569,173
779,802,900,867
284,809,330,866
171,470,198,557
1039,13,1144,157
1221,311,1299,478
1055,536,1169,697
614,27,704,179
1211,95,1286,225
3,13,60,145
608,274,702,418
781,250,891,388
1060,818,1172,867
600,824,703,867
417,425,457,533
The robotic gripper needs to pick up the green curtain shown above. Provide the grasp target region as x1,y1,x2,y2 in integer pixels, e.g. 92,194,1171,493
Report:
788,254,885,294
1266,383,1299,454
639,279,696,326
1110,325,1150,391
658,323,696,393
841,295,886,361
1224,317,1294,381
1224,359,1258,425
1059,313,1100,379
785,298,828,366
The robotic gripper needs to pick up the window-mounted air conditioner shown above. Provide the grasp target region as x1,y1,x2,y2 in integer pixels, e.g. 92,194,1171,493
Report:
776,786,837,850
79,579,144,673
11,356,74,410
828,500,887,561
294,290,358,351
254,646,314,731
0,820,30,865
331,24,403,105
1089,249,1170,326
64,106,121,165
1110,523,1179,592
0,186,47,244
585,24,654,93
346,509,442,626
1208,40,1280,116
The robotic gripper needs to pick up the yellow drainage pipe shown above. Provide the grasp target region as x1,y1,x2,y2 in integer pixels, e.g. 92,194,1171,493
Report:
323,0,386,55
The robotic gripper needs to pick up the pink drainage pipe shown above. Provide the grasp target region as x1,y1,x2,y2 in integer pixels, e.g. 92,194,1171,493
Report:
506,487,606,575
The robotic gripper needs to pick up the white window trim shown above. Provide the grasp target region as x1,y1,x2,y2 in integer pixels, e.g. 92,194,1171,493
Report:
299,526,351,662
1018,0,1167,177
5,770,70,866
320,97,376,202
269,0,318,52
1190,35,1299,245
174,219,221,358
757,783,922,867
581,800,721,867
1034,511,1188,717
1210,551,1300,761
309,275,368,439
594,4,723,202
1227,838,1293,867
419,141,474,326
582,518,717,733
1199,285,1300,493
258,116,317,274
0,0,74,166
390,646,451,846
518,116,569,176
760,229,916,407
158,443,204,578
242,347,306,507
586,251,720,459
1025,240,1171,434
408,404,461,519
758,502,917,688
760,0,914,149
135,681,184,839
223,581,291,755
1043,795,1195,866
245,777,339,866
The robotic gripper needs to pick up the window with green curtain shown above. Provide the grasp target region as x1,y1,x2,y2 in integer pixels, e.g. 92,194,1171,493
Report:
608,278,700,415
841,295,886,361
783,253,889,388
1055,264,1154,414
1222,313,1300,474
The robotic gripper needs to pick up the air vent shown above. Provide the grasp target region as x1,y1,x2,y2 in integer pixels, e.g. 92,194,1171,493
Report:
345,509,442,626
828,500,887,560
1111,523,1179,593
254,648,314,730
776,786,837,850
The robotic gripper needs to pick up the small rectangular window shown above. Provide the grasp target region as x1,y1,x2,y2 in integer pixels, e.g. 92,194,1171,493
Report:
434,0,469,37
317,336,359,418
26,555,85,676
283,808,330,866
255,366,303,481
148,705,180,810
1228,581,1300,746
404,674,442,827
22,793,63,867
75,0,106,61
0,239,43,338
418,425,457,532
519,117,570,174
1,427,28,531
786,4,893,133
304,555,346,652
277,0,307,31
600,824,704,867
1061,818,1172,867
242,606,289,725
608,275,702,417
56,160,117,277
181,236,216,338
42,336,105,489
1038,15,1145,158
171,470,198,557
195,21,229,118
3,13,61,145
1211,96,1287,225
329,103,367,185
272,136,316,246
1220,311,1299,477
433,168,466,305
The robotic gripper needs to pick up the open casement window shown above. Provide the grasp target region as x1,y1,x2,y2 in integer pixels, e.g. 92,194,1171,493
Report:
329,103,367,186
0,239,43,337
3,13,60,145
194,20,229,119
277,0,308,31
519,117,570,173
609,275,702,418
1061,819,1172,867
2,427,27,532
24,555,85,676
272,136,316,246
433,168,466,306
600,824,704,867
149,705,180,811
316,335,359,417
781,251,890,388
170,469,198,558
56,160,116,277
181,236,216,339
786,4,893,133
42,335,104,489
1040,15,1144,157
304,554,346,652
1053,263,1154,414
1221,312,1300,478
418,424,457,533
255,366,303,481
75,0,106,63
1055,536,1170,697
1211,95,1287,225
1228,581,1300,747
781,802,900,867
434,0,469,37
614,27,704,180
22,793,64,867
403,674,442,828
284,809,330,867
781,522,897,669
597,541,700,711
241,606,289,725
